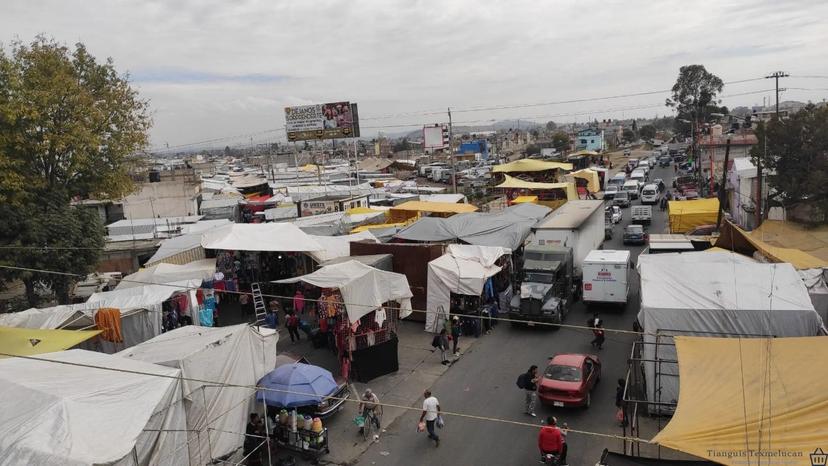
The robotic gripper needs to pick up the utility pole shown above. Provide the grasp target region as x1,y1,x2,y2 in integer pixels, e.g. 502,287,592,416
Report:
715,138,731,230
765,71,789,117
757,71,787,226
448,107,456,194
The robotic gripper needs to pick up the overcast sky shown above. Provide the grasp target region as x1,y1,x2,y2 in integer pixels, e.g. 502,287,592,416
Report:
4,0,828,150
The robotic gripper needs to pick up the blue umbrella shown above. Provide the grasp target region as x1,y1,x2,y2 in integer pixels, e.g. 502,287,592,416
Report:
256,363,338,408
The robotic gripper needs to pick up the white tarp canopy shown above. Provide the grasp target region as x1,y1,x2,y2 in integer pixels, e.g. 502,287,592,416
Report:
146,232,204,266
276,260,413,323
0,349,188,466
425,244,511,333
307,231,379,263
0,280,201,352
118,324,278,464
201,223,323,252
636,253,825,413
117,259,216,289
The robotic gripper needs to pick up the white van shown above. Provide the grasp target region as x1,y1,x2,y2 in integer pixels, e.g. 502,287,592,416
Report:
582,249,631,307
638,160,650,173
622,180,641,199
607,173,627,189
630,171,646,186
640,183,659,205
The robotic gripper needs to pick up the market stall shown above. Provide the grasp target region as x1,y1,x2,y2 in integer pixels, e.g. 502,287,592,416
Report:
276,260,413,382
425,244,512,334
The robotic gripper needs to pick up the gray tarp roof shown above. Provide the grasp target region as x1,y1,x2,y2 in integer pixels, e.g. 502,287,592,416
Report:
394,203,551,250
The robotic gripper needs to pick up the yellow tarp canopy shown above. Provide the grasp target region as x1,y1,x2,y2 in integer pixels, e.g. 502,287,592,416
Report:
389,201,478,214
299,164,321,173
0,327,101,358
492,159,573,173
715,220,828,270
653,336,828,466
511,195,538,204
346,206,383,215
668,198,719,233
569,150,600,157
567,168,601,193
495,175,578,200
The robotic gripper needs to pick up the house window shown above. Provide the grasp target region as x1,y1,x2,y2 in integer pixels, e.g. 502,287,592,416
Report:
580,139,587,144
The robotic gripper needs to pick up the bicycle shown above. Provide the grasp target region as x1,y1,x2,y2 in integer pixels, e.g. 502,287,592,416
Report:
362,409,379,441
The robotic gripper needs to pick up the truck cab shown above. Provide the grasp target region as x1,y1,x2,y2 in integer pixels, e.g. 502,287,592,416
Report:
510,245,576,326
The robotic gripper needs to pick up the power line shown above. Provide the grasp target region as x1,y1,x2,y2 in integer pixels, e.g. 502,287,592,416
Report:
149,76,776,151
0,349,652,444
0,264,645,336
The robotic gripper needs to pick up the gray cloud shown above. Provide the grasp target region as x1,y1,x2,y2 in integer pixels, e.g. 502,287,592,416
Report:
3,0,828,147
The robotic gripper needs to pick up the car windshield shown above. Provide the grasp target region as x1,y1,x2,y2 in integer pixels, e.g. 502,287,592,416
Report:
524,272,555,284
545,364,582,382
615,192,628,199
626,225,644,234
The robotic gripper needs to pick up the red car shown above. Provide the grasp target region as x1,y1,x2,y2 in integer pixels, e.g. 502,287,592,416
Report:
538,354,601,408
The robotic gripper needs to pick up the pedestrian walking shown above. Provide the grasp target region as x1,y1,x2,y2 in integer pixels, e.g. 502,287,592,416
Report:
431,329,450,364
517,365,540,417
591,321,606,350
450,316,461,356
286,311,301,343
419,390,441,447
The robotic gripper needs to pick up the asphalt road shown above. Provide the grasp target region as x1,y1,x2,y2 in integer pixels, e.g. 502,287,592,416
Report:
356,161,675,466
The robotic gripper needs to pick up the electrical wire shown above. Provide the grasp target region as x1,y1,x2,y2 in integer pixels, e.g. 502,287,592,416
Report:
148,76,778,151
0,350,652,444
0,263,645,336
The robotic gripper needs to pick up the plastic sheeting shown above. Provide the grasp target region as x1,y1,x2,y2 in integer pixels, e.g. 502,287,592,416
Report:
276,260,413,323
395,203,551,251
667,198,719,233
145,232,205,267
0,349,188,466
118,324,278,463
201,222,323,252
117,259,216,289
636,254,824,413
566,168,601,193
425,244,510,332
653,336,828,465
492,159,573,173
0,327,101,357
307,231,379,263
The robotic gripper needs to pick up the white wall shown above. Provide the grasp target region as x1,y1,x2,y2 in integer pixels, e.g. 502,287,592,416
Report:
122,181,201,219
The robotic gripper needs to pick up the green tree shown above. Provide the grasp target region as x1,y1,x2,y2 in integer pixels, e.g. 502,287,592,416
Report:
666,65,724,136
525,144,541,156
639,124,657,140
0,37,150,305
393,137,412,152
545,121,557,131
751,104,828,221
0,199,105,305
551,131,570,151
622,128,637,143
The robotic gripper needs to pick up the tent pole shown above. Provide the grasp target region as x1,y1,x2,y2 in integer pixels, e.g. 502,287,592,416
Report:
203,386,215,462
261,393,272,466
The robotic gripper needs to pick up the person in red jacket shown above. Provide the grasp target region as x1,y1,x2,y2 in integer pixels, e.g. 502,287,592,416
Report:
538,417,567,464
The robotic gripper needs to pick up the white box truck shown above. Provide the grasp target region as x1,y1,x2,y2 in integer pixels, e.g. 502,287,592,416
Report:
582,250,631,307
531,200,605,296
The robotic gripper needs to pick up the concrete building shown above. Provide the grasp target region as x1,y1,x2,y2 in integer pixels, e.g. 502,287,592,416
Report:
120,168,202,219
699,131,758,183
575,128,605,152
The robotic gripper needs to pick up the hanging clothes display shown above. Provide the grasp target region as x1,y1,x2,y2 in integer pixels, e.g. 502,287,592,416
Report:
94,308,123,343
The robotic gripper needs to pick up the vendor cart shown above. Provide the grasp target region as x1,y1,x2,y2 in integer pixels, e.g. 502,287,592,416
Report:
273,424,329,461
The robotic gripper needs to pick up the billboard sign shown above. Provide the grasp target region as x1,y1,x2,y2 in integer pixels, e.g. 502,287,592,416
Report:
285,102,360,141
423,124,449,150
